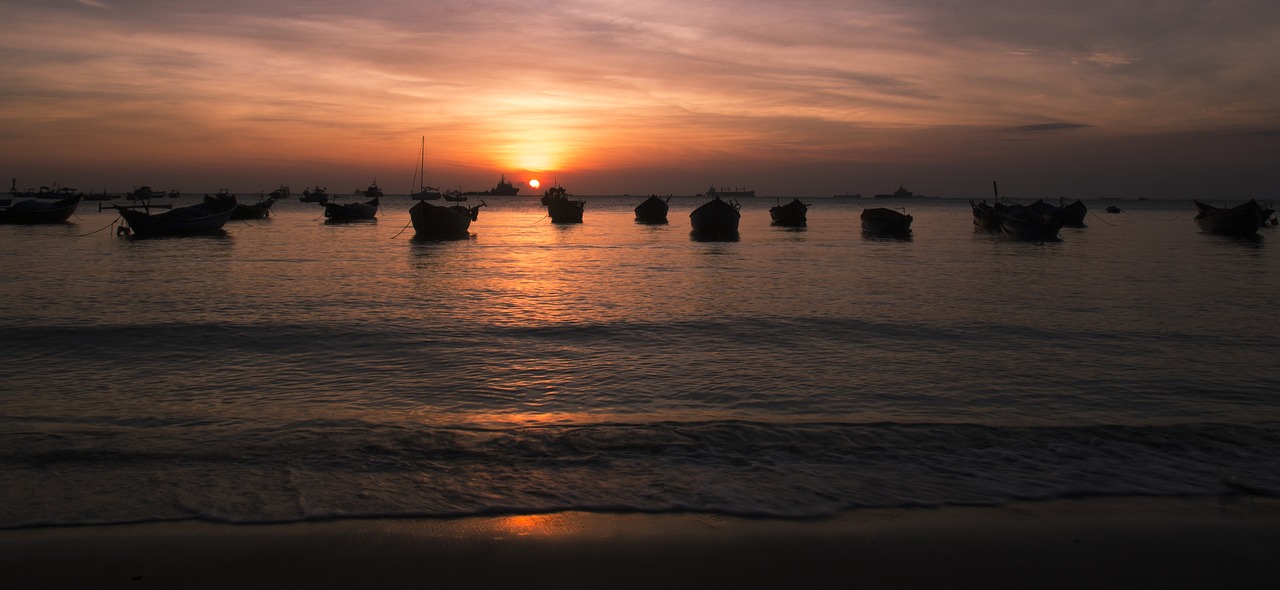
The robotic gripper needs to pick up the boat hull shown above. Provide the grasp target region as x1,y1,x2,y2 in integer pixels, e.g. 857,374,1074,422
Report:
545,198,585,224
323,198,379,221
634,196,669,224
769,199,808,227
116,199,236,236
0,196,81,224
997,205,1061,241
861,208,913,234
409,201,479,238
1193,199,1263,236
690,197,741,237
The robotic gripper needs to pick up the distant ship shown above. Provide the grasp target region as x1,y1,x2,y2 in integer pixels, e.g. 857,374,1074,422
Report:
705,185,755,198
463,174,520,196
873,184,924,199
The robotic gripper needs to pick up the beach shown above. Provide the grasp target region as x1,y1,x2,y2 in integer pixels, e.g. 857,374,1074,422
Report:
5,497,1277,589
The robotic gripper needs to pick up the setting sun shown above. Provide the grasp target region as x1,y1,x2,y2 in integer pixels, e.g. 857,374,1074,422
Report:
529,179,541,190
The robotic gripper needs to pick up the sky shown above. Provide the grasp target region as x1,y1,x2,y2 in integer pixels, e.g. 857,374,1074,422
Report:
3,0,1279,199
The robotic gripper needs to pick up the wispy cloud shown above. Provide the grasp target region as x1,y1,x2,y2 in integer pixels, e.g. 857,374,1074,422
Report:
1,0,1278,196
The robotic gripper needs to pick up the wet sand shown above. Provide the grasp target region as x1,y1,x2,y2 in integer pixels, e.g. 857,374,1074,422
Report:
3,497,1277,589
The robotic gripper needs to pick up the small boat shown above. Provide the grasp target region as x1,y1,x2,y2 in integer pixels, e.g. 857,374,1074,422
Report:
0,195,82,224
126,185,159,201
268,186,290,200
410,137,443,201
409,200,485,239
299,186,329,203
323,197,379,221
633,195,670,224
213,192,277,220
1105,205,1123,214
861,207,913,234
998,203,1061,241
541,186,584,223
357,181,384,199
689,195,741,237
969,200,1002,230
444,191,467,202
115,196,236,236
769,198,809,227
1054,198,1088,226
1193,199,1263,236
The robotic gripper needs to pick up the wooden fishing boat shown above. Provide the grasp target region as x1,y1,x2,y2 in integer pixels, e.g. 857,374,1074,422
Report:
1193,199,1263,236
689,195,741,237
1054,199,1088,226
541,186,584,223
633,195,670,224
115,196,236,236
769,198,809,227
861,207,913,234
409,200,485,239
0,195,82,224
969,199,1002,230
212,193,277,220
322,197,379,222
998,203,1061,241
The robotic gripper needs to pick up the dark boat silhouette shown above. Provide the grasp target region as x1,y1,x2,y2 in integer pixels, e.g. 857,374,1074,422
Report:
769,198,809,227
323,197,379,222
541,186,584,223
1193,199,1264,236
634,195,670,224
409,200,484,239
690,195,741,238
861,207,913,235
115,196,236,236
0,195,82,224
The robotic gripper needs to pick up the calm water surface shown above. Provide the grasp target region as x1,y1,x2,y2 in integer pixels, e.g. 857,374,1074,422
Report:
2,195,1277,526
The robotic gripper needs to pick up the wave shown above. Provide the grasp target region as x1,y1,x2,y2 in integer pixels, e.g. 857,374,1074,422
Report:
4,419,1277,529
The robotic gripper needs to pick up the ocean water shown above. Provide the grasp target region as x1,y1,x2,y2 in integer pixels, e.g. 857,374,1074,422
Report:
2,195,1277,528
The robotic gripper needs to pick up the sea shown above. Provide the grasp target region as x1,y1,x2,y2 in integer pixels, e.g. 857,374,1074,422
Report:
2,194,1277,528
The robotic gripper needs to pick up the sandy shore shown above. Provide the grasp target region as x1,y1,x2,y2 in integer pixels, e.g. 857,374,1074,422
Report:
3,496,1277,589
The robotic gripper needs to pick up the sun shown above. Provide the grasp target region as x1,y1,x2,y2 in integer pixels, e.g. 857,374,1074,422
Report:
529,179,541,189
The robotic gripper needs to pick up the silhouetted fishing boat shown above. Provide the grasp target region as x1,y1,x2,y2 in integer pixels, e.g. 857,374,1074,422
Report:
114,196,236,236
1054,199,1088,226
323,197,379,221
689,195,741,237
998,203,1061,241
861,207,913,234
1105,205,1123,214
541,186,584,223
0,195,82,224
464,174,520,196
126,186,159,201
769,198,809,227
969,200,1002,230
356,181,383,200
212,192,277,220
409,200,485,239
299,186,329,203
633,195,670,224
1193,199,1263,236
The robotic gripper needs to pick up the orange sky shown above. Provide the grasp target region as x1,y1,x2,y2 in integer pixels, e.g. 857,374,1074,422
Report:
2,1,1279,198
